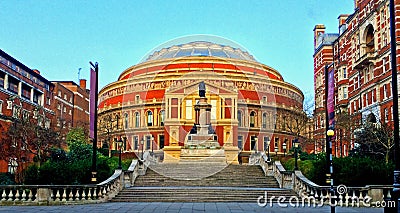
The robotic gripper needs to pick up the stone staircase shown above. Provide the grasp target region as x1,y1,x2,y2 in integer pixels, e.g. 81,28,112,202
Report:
111,163,298,202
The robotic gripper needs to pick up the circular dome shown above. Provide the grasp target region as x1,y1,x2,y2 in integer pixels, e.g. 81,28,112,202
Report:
145,41,257,62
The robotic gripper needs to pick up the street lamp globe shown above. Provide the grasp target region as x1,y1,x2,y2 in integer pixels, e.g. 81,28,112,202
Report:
327,129,335,137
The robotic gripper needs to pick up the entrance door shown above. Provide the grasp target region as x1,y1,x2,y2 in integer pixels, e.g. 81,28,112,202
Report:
159,135,165,149
250,136,256,151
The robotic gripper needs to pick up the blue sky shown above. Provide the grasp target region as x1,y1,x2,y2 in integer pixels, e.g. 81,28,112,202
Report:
0,1,354,99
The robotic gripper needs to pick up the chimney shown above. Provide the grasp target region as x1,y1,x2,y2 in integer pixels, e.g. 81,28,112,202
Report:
33,69,40,75
338,14,349,26
313,24,326,50
80,79,87,89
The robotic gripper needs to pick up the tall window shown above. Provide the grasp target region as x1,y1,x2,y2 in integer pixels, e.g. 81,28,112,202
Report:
147,111,153,126
238,111,242,127
159,110,165,126
262,113,267,128
124,113,129,129
186,100,192,119
146,136,151,150
264,137,270,151
250,111,256,127
0,100,3,114
238,135,243,150
135,112,140,127
134,136,138,150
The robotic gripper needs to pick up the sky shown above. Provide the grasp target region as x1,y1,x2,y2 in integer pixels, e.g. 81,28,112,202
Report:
0,1,355,99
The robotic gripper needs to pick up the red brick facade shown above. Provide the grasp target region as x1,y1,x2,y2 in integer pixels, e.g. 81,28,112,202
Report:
313,0,400,156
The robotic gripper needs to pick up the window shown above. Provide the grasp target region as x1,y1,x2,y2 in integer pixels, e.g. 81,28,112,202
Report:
147,111,153,126
134,136,139,150
262,96,267,104
274,138,279,152
57,104,61,110
69,109,72,115
146,136,151,150
159,110,165,126
384,108,389,123
8,78,18,94
58,91,61,97
69,96,73,103
135,95,140,104
64,94,67,100
8,158,18,174
0,72,4,88
238,111,242,127
237,135,243,150
186,100,192,119
22,110,29,121
250,111,256,127
63,106,67,113
135,112,140,127
343,68,347,79
0,100,3,114
262,113,267,128
46,97,51,105
343,87,348,99
124,113,129,129
264,136,270,151
12,105,21,118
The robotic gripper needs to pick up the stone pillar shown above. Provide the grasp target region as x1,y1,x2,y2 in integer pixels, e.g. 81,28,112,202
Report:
163,126,181,163
224,125,239,164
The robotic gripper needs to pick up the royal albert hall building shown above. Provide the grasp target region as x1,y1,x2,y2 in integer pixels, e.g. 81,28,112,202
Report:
98,41,305,162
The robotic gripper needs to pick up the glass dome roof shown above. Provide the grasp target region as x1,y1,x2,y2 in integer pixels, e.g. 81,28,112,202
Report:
145,41,257,62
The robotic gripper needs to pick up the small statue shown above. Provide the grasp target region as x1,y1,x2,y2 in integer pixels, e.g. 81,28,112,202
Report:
199,81,206,97
190,123,197,134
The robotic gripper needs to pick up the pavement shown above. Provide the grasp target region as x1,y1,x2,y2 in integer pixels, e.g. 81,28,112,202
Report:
0,202,385,213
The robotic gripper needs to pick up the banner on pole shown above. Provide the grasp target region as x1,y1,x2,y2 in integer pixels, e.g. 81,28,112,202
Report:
89,67,96,139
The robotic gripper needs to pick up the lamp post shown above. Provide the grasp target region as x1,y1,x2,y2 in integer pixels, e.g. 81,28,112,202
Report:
294,138,299,170
388,0,400,212
282,142,287,157
327,129,335,213
116,138,123,170
140,137,144,160
267,138,271,161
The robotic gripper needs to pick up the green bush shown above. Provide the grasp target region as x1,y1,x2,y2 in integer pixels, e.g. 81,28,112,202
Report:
282,154,393,186
0,173,16,185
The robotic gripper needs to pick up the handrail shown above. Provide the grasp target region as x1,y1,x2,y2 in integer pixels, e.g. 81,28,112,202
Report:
255,152,394,207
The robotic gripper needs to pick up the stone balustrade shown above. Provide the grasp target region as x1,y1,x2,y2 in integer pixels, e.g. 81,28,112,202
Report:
0,151,152,206
257,153,393,207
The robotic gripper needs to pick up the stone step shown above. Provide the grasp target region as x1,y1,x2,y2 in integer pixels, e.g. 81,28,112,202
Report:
112,187,297,203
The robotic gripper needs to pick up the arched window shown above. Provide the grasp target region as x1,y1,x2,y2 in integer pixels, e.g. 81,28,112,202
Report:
124,113,129,129
262,113,267,129
147,111,153,126
135,112,140,127
159,110,165,126
238,111,243,127
250,111,256,127
115,114,120,129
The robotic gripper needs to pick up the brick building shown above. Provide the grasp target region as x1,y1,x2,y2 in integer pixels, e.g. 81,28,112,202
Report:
313,0,399,156
0,49,89,174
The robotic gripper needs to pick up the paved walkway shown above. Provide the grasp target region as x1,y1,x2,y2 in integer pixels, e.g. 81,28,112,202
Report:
0,202,384,213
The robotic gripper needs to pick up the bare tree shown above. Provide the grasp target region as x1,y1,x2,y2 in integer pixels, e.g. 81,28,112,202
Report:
98,114,115,157
353,113,394,164
0,107,63,182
